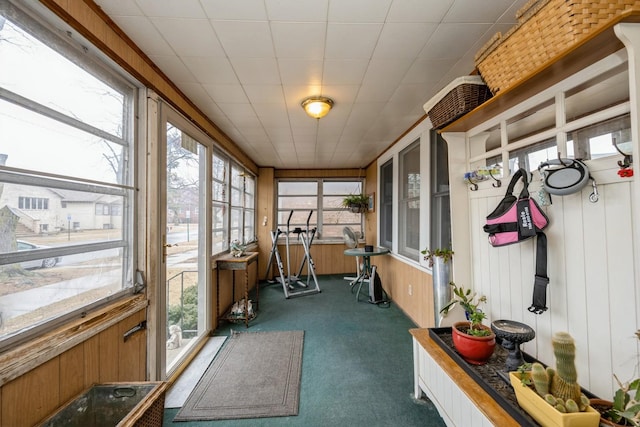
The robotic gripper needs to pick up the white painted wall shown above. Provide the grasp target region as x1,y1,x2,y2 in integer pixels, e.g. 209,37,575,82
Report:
443,28,640,400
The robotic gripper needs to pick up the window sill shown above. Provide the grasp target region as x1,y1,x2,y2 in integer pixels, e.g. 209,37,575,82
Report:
0,294,148,387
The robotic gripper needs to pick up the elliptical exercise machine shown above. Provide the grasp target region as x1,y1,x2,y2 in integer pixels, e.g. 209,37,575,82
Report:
264,210,321,298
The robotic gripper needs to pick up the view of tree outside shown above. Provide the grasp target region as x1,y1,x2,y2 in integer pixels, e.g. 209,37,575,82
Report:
0,6,135,344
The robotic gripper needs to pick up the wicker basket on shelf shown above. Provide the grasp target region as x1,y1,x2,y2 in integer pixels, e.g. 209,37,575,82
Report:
475,0,640,94
423,76,493,129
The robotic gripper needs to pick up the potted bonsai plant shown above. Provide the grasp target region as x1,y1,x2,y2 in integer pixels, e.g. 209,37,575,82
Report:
341,193,370,213
511,332,599,427
441,282,496,365
590,330,640,426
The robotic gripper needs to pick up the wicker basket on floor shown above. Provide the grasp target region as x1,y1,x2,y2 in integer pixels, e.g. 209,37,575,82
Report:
475,0,640,94
424,76,492,129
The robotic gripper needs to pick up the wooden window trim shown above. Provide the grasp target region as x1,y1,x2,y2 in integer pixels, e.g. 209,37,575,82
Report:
0,294,148,387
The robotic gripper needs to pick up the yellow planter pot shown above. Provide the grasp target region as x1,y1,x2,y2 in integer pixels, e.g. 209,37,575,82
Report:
509,372,599,427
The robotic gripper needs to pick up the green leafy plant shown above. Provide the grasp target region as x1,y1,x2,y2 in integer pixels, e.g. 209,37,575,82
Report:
440,282,490,337
341,194,370,212
421,247,454,268
602,330,640,426
603,376,640,426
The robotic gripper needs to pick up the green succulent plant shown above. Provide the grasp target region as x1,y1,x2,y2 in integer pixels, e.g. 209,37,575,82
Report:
528,332,590,413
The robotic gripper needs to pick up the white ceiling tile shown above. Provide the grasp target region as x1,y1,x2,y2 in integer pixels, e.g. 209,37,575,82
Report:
372,23,437,59
94,0,144,16
181,56,239,84
271,22,326,60
386,0,453,23
355,84,396,103
150,18,226,57
148,55,196,83
361,58,413,86
265,127,294,143
254,104,290,127
265,0,329,21
328,0,392,23
230,58,281,84
444,0,520,23
323,60,369,85
402,58,458,84
278,59,324,85
202,84,248,104
200,0,268,20
419,23,492,59
106,17,172,56
213,21,275,58
320,85,360,105
498,0,528,24
325,23,383,59
100,1,527,169
243,85,286,104
134,0,205,18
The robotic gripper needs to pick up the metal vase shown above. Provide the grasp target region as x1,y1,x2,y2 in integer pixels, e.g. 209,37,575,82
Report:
432,256,451,326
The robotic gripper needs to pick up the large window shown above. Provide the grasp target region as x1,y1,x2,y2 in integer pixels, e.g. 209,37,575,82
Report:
379,159,393,249
0,2,137,346
276,179,363,240
399,140,420,260
430,131,451,251
211,153,255,254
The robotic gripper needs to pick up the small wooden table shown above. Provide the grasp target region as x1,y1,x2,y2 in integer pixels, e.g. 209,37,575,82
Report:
215,252,259,328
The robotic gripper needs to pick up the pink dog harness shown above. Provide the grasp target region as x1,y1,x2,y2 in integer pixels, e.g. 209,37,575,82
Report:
483,169,550,314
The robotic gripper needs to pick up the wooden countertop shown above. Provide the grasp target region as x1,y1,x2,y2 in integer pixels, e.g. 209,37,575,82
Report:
410,328,521,427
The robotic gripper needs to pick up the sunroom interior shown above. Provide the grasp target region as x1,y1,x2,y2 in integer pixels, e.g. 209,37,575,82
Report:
1,0,639,426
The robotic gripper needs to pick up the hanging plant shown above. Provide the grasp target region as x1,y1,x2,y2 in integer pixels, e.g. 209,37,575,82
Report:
341,194,369,213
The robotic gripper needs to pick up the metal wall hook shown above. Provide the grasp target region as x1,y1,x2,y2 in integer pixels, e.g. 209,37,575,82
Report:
488,167,502,188
467,178,478,191
589,178,599,203
557,152,568,166
612,137,633,169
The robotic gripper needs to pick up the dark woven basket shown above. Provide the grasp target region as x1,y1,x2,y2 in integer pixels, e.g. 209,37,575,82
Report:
428,83,492,129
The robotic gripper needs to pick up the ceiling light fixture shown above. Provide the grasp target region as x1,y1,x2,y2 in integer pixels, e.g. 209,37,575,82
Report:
301,96,334,119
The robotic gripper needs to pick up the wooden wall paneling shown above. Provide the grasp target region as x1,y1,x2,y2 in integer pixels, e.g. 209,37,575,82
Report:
2,358,60,427
98,323,120,382
117,309,146,381
83,334,101,388
257,167,274,280
58,343,85,405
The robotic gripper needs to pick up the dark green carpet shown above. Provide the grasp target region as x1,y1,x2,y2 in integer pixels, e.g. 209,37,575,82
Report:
163,275,445,426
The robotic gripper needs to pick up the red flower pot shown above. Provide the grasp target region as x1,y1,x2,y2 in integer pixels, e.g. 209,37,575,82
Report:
451,321,496,365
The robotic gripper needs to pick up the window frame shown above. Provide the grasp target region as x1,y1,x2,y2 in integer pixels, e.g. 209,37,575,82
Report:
0,0,140,349
275,178,365,242
376,123,432,267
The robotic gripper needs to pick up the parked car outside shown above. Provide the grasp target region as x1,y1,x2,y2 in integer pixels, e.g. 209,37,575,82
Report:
17,240,61,269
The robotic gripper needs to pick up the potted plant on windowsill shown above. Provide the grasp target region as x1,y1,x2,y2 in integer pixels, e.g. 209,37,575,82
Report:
441,282,496,365
341,194,370,213
511,332,599,427
422,248,454,325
